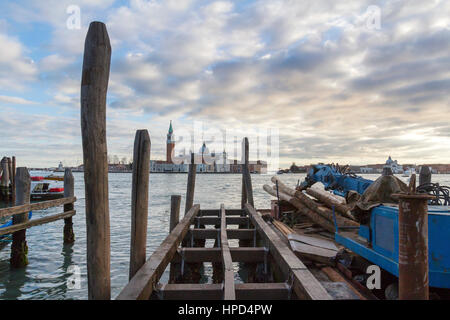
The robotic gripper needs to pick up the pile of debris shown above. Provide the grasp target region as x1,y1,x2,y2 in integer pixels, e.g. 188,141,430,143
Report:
264,176,359,233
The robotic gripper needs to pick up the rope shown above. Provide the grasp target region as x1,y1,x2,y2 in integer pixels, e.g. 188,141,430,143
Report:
417,183,450,206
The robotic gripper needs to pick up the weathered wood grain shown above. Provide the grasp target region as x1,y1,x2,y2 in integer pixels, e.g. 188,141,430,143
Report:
220,204,235,300
63,168,75,244
0,210,76,236
0,197,76,218
245,204,332,300
129,130,151,280
80,21,112,300
185,153,196,214
10,167,30,268
116,205,200,300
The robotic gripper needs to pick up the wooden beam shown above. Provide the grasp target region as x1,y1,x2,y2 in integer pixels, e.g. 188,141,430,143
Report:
81,21,112,300
220,204,235,300
0,210,76,236
186,228,254,240
194,216,248,225
159,283,290,300
159,283,223,300
245,204,332,300
129,130,151,280
235,283,290,300
0,197,77,219
116,204,200,300
172,247,266,263
200,209,244,216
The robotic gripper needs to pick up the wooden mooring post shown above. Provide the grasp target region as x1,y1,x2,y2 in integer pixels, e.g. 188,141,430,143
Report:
169,195,181,283
10,167,30,268
419,166,432,186
63,168,75,244
0,157,9,200
240,137,257,281
242,137,254,207
185,152,196,214
80,21,112,300
129,130,151,280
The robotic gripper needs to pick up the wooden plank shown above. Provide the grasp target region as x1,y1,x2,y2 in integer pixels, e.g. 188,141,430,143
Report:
194,216,248,225
200,209,244,216
186,229,254,240
116,205,200,300
81,21,112,300
159,283,289,300
289,240,337,266
160,284,223,300
172,247,266,263
235,283,290,300
321,267,367,300
287,233,338,251
0,197,77,218
0,210,76,236
245,204,332,300
129,130,151,280
220,204,235,300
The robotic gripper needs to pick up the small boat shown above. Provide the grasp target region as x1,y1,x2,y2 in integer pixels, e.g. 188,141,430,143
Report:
31,177,64,201
44,174,64,181
402,167,416,177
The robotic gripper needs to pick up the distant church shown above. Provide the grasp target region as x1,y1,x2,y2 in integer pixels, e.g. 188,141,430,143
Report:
150,121,189,173
149,121,266,174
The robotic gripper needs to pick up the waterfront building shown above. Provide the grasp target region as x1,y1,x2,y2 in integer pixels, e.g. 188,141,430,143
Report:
384,155,403,174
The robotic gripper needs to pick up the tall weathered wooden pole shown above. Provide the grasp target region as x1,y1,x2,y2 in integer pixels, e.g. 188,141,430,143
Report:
242,137,254,207
11,156,16,204
0,157,9,200
185,152,196,214
63,168,75,244
10,167,30,268
169,194,181,283
129,130,151,280
81,21,112,300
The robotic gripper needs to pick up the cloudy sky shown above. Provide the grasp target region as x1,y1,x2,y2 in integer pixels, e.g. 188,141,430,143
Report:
0,0,449,169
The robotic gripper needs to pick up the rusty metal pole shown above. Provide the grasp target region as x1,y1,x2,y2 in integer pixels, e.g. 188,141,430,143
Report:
395,175,435,300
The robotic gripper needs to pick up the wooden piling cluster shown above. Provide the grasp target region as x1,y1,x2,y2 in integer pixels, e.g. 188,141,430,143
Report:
0,156,16,202
0,168,77,268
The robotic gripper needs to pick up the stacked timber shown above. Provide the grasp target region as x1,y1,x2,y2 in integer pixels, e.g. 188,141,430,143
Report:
264,176,359,233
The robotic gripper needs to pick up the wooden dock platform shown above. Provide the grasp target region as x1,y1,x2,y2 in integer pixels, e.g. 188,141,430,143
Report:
117,203,332,300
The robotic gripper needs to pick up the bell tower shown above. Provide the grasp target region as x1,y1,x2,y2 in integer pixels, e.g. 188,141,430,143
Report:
166,120,175,163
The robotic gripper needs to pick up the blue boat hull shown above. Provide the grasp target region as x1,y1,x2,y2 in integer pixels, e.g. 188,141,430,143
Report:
335,205,450,289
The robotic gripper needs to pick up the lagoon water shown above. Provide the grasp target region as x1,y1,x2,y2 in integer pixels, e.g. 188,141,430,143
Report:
0,172,448,300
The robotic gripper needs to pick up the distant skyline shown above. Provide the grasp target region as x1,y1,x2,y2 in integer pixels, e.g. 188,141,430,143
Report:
0,1,449,168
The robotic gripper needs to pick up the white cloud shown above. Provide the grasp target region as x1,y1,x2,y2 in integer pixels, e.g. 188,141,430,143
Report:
1,0,450,166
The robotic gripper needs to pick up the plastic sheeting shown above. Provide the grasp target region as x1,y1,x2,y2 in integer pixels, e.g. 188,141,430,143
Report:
347,175,409,223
